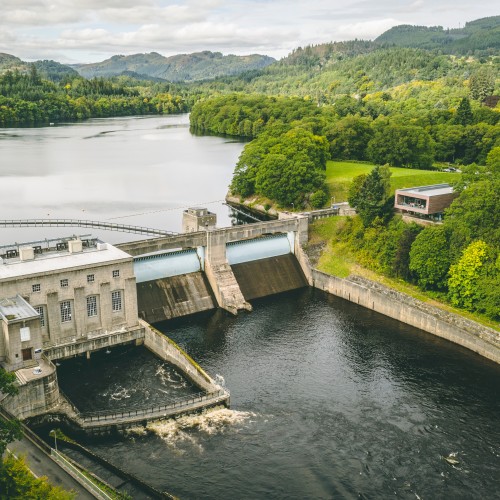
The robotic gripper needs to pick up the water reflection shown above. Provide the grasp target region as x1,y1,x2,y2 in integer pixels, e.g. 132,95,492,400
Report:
0,115,246,245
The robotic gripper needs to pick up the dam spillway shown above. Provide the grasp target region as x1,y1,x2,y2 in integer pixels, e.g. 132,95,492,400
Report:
133,229,309,322
137,273,215,323
232,254,307,301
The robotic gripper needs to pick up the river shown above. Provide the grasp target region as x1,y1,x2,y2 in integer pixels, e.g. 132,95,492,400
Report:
2,116,499,498
0,114,245,246
57,289,500,499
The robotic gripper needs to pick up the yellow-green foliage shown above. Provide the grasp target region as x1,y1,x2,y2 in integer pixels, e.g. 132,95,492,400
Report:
0,454,75,499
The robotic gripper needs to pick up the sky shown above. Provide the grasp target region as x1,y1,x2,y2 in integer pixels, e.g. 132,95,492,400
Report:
1,1,498,64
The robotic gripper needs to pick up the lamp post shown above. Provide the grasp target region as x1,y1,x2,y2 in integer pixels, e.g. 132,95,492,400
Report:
50,429,57,452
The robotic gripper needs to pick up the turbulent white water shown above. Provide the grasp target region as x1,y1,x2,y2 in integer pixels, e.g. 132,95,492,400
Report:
127,407,256,453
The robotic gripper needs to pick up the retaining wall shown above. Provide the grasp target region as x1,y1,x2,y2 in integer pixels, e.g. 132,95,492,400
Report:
141,320,220,393
311,270,500,364
3,367,60,419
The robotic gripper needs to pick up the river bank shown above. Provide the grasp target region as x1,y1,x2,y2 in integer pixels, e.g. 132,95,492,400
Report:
227,196,500,364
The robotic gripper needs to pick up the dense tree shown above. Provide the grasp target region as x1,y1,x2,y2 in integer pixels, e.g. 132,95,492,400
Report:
448,240,499,317
409,225,451,290
326,115,373,160
0,368,21,457
0,455,75,499
231,126,329,207
444,178,500,258
469,68,495,101
348,165,392,226
367,123,434,168
454,97,474,126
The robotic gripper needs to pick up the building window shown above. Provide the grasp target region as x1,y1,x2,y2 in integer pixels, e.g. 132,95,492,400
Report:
60,279,68,288
87,296,97,317
87,274,95,283
111,291,122,312
112,270,120,278
32,284,41,293
35,306,45,327
60,301,72,322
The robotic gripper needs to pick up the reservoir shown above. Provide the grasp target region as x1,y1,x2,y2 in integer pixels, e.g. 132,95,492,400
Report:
0,114,245,245
2,116,499,498
59,289,500,499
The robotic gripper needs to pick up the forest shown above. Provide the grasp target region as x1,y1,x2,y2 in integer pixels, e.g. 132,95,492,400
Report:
0,26,499,321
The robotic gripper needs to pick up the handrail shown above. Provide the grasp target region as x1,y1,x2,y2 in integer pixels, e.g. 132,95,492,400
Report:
51,449,114,500
0,219,177,237
78,389,228,423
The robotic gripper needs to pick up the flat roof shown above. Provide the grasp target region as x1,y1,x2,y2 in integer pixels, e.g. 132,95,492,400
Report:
396,184,453,197
0,295,39,322
0,243,132,281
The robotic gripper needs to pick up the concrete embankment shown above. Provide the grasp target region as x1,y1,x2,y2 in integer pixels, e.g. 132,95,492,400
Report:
141,319,221,393
311,269,500,364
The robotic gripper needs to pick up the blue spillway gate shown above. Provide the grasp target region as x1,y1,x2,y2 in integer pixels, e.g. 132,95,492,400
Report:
133,233,294,282
134,248,204,283
226,233,293,265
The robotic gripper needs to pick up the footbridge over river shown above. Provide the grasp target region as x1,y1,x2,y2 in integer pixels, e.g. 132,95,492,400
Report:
117,217,311,322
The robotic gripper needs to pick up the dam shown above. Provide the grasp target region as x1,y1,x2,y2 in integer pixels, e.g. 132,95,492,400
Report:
0,211,310,428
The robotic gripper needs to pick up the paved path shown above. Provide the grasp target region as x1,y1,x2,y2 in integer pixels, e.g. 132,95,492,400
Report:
7,437,95,499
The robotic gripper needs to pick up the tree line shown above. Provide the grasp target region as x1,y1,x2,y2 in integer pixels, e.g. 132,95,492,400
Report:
0,67,189,125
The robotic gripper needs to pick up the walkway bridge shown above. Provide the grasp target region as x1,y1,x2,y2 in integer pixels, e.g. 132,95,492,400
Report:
66,389,229,432
0,219,177,237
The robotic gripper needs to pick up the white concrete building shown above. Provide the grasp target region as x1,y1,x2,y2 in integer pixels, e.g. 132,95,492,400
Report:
0,236,140,371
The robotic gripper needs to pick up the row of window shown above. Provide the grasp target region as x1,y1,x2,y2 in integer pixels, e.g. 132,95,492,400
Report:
34,291,122,326
31,270,121,293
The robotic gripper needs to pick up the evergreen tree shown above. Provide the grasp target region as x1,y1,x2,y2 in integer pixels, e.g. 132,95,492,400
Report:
454,97,473,125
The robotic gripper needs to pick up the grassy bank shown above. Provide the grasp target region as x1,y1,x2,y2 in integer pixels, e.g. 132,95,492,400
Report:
308,216,500,332
326,160,458,202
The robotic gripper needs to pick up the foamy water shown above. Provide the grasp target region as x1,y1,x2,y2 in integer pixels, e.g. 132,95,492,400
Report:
127,407,256,453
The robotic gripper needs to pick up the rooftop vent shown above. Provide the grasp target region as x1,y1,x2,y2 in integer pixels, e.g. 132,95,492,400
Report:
68,239,83,253
19,247,35,261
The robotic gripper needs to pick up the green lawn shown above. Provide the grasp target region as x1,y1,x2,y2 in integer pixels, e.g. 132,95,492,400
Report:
326,160,459,202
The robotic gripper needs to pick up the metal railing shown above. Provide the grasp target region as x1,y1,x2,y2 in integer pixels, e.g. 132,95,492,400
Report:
78,389,229,424
0,219,177,237
51,449,113,500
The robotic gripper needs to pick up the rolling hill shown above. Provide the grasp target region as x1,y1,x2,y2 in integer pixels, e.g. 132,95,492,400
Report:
375,15,500,54
71,51,276,82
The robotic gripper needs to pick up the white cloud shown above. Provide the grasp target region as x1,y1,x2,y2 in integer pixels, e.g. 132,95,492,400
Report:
0,0,498,62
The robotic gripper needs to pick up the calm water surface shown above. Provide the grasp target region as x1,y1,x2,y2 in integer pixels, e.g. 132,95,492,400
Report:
0,115,244,245
5,116,499,498
61,289,500,499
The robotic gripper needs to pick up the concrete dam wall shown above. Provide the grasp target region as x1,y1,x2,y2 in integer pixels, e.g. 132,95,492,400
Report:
134,233,308,321
137,272,215,323
232,254,308,301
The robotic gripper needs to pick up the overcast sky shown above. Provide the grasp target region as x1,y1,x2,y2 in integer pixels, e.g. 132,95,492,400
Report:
1,1,498,64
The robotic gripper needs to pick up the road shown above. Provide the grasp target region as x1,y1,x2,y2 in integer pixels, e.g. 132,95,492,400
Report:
7,436,96,499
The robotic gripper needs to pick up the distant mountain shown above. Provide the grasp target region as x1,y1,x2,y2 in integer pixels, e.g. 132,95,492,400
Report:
375,15,500,54
72,51,276,82
0,53,25,72
0,54,78,81
32,60,79,81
